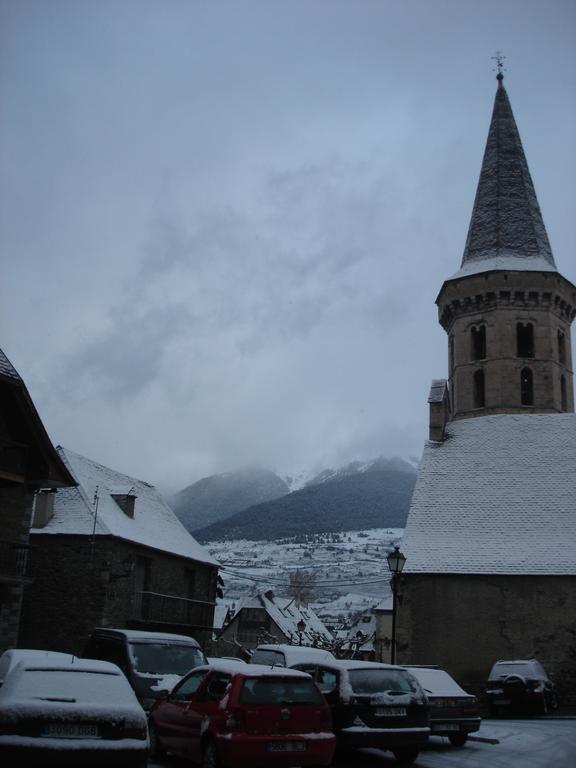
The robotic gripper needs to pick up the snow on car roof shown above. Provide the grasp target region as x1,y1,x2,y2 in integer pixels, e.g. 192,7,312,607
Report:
253,645,336,663
401,667,471,697
201,660,312,678
93,628,202,644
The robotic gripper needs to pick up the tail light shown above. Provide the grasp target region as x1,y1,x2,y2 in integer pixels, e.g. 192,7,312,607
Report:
462,698,479,715
225,708,246,732
527,679,543,691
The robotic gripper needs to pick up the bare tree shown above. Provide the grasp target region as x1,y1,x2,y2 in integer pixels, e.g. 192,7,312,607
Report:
287,569,317,606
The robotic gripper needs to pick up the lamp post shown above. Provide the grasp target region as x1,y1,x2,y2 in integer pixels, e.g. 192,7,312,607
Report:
386,545,406,665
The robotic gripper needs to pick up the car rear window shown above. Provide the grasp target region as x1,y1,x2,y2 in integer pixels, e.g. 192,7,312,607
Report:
249,650,286,666
239,677,324,705
348,669,419,695
129,643,206,675
489,662,540,679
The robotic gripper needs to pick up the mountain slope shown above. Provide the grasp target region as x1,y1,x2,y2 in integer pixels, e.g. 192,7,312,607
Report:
193,467,416,541
171,468,289,531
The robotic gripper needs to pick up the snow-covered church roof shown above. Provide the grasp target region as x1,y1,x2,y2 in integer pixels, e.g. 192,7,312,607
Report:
32,446,218,566
402,414,576,576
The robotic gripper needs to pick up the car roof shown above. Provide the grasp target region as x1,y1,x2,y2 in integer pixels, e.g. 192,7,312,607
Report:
0,650,73,682
15,657,123,675
400,666,471,696
193,660,314,678
252,645,336,663
91,628,201,645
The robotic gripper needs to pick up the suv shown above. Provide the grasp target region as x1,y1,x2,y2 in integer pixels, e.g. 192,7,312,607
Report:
250,644,336,667
292,659,430,765
486,659,558,715
82,628,206,710
149,659,336,766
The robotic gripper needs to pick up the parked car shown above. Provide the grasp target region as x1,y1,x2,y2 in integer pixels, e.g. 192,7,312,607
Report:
0,649,72,688
401,666,481,746
250,643,336,667
149,659,336,767
82,628,206,711
486,659,558,715
0,656,148,766
291,658,430,765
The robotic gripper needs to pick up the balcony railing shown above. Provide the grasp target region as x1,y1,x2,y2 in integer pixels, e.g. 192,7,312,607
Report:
0,540,31,581
132,590,215,630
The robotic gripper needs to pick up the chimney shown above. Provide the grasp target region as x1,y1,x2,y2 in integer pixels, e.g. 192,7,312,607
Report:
33,489,57,528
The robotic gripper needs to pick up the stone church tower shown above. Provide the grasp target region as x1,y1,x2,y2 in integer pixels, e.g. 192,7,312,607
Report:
431,72,575,438
399,73,576,695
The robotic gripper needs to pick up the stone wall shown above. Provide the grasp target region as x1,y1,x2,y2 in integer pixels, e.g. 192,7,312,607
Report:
0,486,34,652
396,573,576,702
19,535,217,655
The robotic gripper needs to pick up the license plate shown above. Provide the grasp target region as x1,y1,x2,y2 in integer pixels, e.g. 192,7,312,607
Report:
42,723,99,739
433,723,459,731
374,707,407,717
267,741,306,752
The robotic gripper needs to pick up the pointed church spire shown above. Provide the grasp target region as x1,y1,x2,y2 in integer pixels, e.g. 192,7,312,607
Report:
460,75,556,272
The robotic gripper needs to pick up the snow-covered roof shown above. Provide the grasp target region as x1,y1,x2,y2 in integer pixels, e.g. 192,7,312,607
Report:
402,414,576,575
32,447,218,566
451,253,557,280
0,347,21,382
233,592,332,643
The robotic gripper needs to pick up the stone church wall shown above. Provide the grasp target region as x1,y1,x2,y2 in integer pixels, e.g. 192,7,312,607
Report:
397,573,576,703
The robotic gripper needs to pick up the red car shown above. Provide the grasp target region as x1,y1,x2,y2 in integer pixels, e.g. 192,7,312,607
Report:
148,660,336,767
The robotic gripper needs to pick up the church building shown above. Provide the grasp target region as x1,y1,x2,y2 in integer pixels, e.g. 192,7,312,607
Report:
398,71,576,698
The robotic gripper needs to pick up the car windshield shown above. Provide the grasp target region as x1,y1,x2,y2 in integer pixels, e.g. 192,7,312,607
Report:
348,669,418,695
239,677,324,705
129,643,205,675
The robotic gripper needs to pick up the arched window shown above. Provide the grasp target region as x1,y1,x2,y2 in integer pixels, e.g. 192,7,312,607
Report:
473,369,485,409
521,367,534,406
517,323,534,358
561,375,567,412
470,325,486,361
558,330,566,365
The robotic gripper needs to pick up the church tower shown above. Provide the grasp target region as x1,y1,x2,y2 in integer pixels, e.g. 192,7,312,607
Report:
434,72,575,427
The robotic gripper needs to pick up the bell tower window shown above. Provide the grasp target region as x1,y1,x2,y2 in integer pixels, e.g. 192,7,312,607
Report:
521,367,534,406
473,369,485,409
561,375,567,411
517,323,534,358
470,325,486,361
558,330,566,365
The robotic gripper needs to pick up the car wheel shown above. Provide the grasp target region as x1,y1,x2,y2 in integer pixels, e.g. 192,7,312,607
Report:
202,739,220,768
148,721,166,759
448,733,468,747
392,747,420,765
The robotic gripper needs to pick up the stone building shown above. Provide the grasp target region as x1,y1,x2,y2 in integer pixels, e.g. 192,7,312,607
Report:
398,73,576,698
19,446,219,654
0,347,75,651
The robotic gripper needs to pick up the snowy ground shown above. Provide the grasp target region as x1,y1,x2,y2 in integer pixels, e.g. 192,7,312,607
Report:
208,527,403,626
149,719,576,768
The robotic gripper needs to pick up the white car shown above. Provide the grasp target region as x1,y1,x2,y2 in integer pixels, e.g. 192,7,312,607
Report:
249,643,336,667
0,656,148,766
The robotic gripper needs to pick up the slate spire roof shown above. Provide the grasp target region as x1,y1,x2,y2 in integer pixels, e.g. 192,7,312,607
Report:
459,74,556,274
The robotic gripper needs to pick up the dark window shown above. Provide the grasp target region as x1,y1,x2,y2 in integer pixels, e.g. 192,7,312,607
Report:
561,375,567,411
470,325,486,360
449,335,454,374
171,670,208,701
517,323,534,358
521,368,534,406
473,370,485,408
348,668,421,695
204,673,231,701
239,677,324,705
558,331,566,365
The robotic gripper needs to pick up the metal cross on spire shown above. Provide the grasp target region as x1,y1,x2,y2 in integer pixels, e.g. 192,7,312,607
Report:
491,51,507,84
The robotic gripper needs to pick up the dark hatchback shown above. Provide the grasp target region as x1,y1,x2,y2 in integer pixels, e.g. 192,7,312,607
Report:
402,666,481,746
292,659,430,765
486,659,559,715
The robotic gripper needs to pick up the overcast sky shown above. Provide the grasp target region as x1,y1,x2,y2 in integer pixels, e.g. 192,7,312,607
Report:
1,0,575,493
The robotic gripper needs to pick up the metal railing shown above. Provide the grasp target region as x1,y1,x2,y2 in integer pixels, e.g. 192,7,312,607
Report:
0,540,31,581
132,590,215,628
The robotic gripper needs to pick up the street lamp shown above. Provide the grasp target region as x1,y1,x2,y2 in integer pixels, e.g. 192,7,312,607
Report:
386,545,406,665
